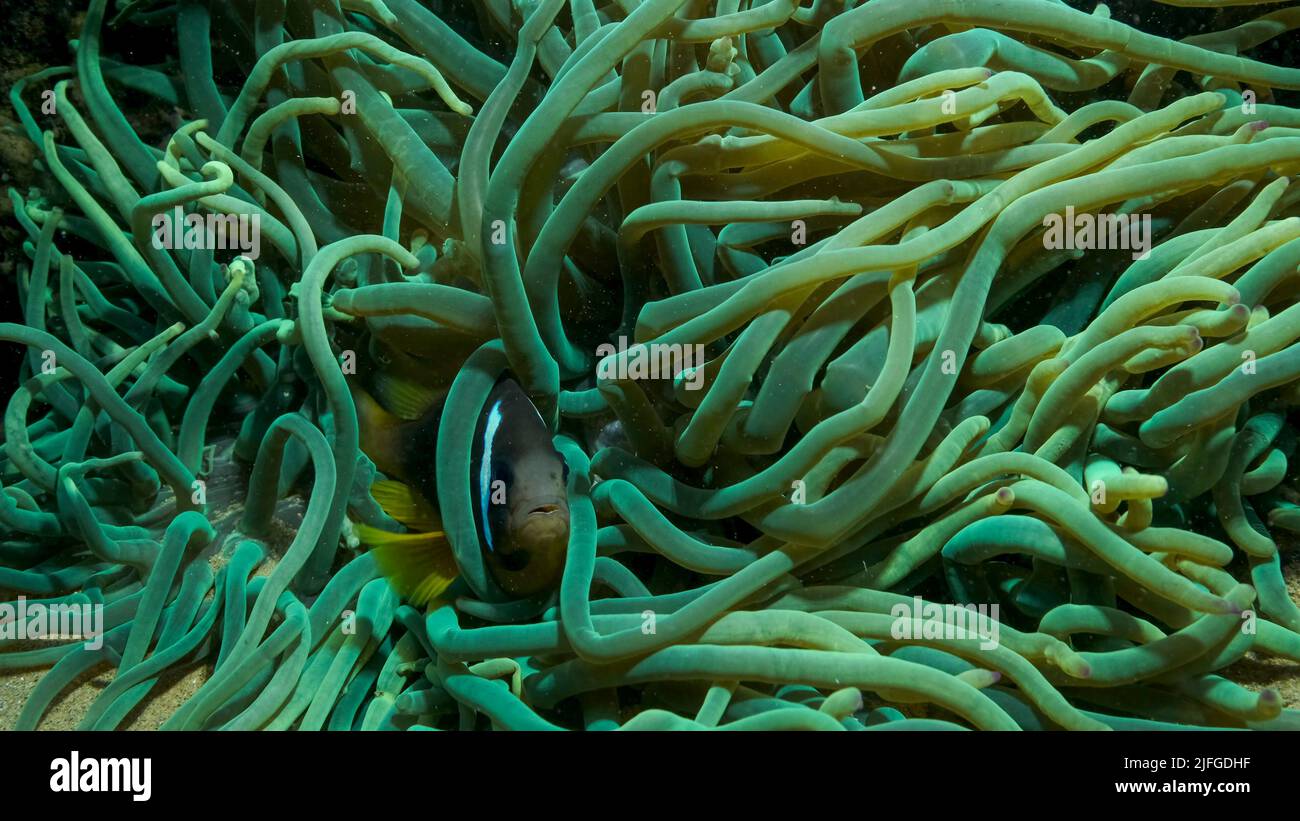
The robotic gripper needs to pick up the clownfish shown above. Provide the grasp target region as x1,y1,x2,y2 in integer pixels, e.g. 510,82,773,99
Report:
351,370,570,603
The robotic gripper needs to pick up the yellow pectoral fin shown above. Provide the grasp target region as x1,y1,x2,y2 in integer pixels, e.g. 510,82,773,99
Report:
371,480,440,531
356,523,459,607
352,383,404,479
373,369,439,421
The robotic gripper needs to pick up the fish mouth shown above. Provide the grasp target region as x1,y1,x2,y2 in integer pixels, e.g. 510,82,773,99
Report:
512,503,570,558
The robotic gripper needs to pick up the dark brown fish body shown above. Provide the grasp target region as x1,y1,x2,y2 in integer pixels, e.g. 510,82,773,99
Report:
353,375,570,597
469,379,570,595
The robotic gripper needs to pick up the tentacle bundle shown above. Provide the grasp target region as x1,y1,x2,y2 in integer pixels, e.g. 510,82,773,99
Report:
4,0,1300,730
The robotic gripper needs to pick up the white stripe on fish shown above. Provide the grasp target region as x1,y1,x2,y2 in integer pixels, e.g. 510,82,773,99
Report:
479,399,504,553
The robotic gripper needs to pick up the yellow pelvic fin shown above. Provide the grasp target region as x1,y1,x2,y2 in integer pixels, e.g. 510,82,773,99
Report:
372,479,440,531
354,523,459,607
373,369,439,421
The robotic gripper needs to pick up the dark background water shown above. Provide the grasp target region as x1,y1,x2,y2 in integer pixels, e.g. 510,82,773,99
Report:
1066,0,1297,87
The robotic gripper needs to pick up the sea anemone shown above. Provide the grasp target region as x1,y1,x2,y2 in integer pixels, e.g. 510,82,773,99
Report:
3,0,1300,730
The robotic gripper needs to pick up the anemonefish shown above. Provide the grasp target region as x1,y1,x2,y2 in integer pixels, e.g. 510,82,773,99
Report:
351,370,570,604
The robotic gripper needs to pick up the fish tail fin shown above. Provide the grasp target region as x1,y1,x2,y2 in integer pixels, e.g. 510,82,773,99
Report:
355,524,459,607
360,478,455,606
